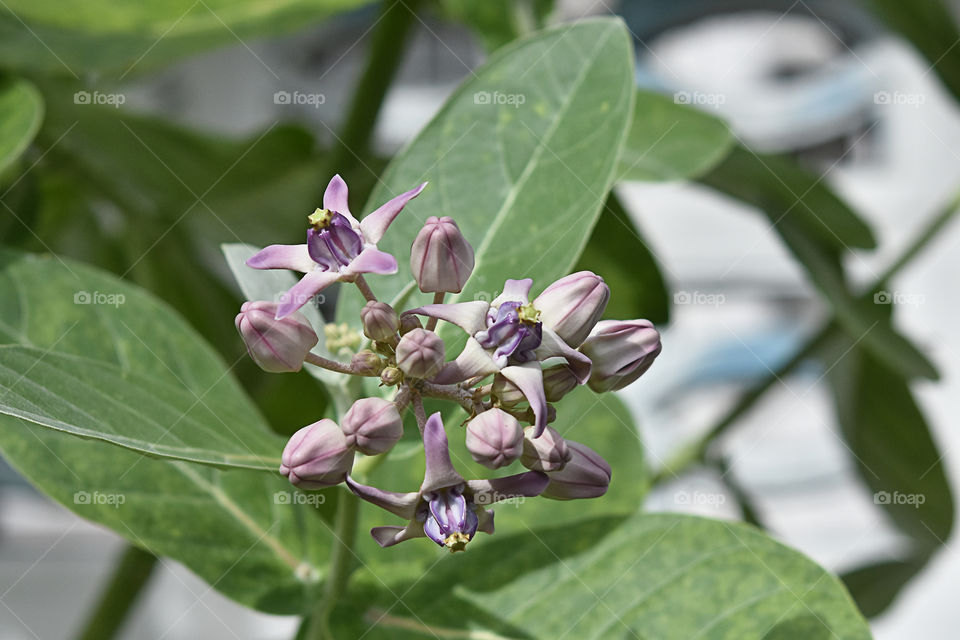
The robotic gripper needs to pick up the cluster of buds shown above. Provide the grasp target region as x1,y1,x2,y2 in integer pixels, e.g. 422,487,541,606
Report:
236,175,661,552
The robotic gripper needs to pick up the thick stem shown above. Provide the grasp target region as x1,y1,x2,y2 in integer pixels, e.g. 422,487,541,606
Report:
424,292,445,331
76,545,157,640
305,489,360,640
322,0,425,179
353,276,378,303
412,393,427,434
305,352,378,376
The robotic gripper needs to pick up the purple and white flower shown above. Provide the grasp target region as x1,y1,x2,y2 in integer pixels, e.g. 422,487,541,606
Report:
247,174,426,319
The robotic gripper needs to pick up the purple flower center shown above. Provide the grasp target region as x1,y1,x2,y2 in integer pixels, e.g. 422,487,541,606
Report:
307,210,363,271
419,484,478,552
474,301,542,367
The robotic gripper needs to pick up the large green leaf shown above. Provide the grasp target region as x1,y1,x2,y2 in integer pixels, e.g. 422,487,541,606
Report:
0,251,285,468
700,146,938,380
335,514,872,639
825,329,953,615
336,18,634,328
617,89,734,182
0,0,369,75
0,249,334,612
0,77,43,177
575,191,670,324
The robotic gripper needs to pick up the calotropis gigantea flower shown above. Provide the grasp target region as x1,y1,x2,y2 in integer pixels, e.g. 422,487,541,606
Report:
580,319,662,392
405,278,591,436
247,175,427,319
346,412,548,551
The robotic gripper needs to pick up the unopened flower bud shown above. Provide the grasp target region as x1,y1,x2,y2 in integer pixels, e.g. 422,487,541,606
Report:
534,271,609,347
360,301,400,341
410,216,475,293
580,320,661,392
380,366,403,386
341,397,403,455
351,349,383,375
541,441,611,500
395,328,445,379
280,419,354,489
491,374,525,407
399,314,422,335
465,408,523,469
542,365,579,402
520,425,571,472
235,301,318,373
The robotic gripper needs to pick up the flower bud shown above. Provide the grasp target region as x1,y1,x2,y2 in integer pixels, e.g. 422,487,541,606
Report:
399,313,422,335
541,441,611,500
360,301,400,342
534,271,609,347
380,366,403,386
235,301,318,373
580,320,661,392
520,425,571,472
410,216,475,293
542,365,579,402
351,349,383,375
465,408,523,469
395,328,445,379
341,397,403,455
491,374,525,407
280,419,354,489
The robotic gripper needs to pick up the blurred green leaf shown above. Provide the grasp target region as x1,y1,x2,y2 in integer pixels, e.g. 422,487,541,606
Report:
826,328,953,614
863,0,960,104
0,77,43,178
575,191,670,324
336,18,635,334
699,145,875,251
0,0,370,75
0,249,333,613
700,146,938,380
438,0,553,51
336,514,872,639
617,89,734,182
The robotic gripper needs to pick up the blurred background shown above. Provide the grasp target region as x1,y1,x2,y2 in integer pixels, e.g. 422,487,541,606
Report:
1,0,958,638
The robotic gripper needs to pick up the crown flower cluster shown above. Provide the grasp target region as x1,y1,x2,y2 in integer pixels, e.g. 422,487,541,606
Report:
236,175,662,552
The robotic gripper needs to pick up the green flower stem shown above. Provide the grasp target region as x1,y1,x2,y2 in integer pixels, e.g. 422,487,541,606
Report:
322,0,426,180
76,545,157,640
424,292,445,331
305,352,378,376
651,186,960,485
305,489,360,640
354,276,378,303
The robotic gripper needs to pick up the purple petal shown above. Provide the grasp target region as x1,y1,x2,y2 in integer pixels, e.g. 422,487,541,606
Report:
421,412,465,494
468,471,549,504
536,328,592,383
371,524,424,548
500,363,548,437
491,278,533,307
246,244,314,273
343,246,398,276
431,337,499,384
275,270,341,319
323,174,359,226
405,301,489,335
360,182,428,244
345,476,419,519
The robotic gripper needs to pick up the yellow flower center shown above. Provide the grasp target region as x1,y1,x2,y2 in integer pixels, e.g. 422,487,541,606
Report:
517,302,540,326
307,208,333,230
444,532,471,553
